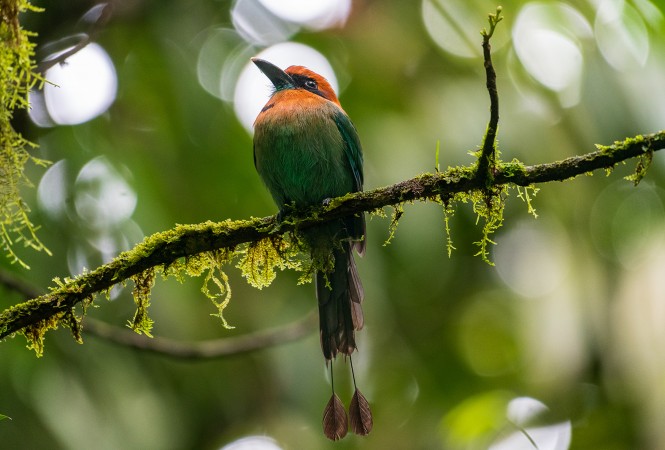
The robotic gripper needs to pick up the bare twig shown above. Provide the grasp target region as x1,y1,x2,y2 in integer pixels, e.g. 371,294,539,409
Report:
0,270,41,299
0,268,315,358
83,311,316,359
476,6,503,185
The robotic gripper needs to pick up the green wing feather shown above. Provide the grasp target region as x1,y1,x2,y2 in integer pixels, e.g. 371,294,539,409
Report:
333,110,366,254
333,111,363,192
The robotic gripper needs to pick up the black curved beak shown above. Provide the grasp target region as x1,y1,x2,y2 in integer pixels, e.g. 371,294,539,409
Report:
251,58,294,91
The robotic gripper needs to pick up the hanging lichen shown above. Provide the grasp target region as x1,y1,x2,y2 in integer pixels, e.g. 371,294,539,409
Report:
237,235,301,289
201,249,235,328
0,0,50,267
129,268,156,336
383,204,404,246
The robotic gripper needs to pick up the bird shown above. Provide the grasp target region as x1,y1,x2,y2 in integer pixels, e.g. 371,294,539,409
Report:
251,58,372,440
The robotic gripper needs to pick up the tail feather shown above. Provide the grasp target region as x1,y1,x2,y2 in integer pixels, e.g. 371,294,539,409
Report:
317,243,364,360
348,254,364,330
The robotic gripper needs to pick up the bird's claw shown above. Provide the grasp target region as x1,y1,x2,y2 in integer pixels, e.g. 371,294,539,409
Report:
276,210,286,223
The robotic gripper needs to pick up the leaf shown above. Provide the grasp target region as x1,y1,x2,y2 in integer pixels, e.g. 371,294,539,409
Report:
323,393,348,440
349,388,373,436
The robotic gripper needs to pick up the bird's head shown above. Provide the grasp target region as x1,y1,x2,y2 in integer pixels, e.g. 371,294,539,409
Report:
252,58,341,106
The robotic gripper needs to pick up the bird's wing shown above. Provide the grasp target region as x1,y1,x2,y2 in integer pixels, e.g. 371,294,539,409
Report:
333,110,366,255
333,111,364,192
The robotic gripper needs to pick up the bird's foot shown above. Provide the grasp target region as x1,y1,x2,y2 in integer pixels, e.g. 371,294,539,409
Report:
276,209,286,223
276,202,297,223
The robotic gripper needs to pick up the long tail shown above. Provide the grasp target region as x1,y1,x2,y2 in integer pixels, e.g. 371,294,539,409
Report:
316,242,364,360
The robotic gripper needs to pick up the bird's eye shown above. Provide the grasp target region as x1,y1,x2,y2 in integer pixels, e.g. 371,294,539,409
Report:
304,79,317,89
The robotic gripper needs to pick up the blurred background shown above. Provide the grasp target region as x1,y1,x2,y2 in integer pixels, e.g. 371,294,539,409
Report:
2,0,665,448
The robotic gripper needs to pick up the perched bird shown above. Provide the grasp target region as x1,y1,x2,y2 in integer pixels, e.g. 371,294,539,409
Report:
252,58,372,439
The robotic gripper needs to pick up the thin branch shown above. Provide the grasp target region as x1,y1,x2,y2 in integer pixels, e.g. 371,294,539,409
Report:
1,131,663,341
0,268,315,358
83,311,316,359
476,6,503,185
37,3,113,73
0,270,41,299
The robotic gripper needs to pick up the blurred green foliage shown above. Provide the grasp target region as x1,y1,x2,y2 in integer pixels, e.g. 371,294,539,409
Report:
2,1,665,449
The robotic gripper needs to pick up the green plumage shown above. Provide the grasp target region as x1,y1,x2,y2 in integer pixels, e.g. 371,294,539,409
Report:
252,64,365,360
254,103,357,208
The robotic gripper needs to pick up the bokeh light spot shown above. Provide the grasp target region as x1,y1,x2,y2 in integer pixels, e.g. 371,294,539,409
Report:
234,42,338,133
37,159,69,219
40,42,117,126
441,390,512,447
74,156,137,229
221,436,283,450
495,220,569,298
422,0,507,58
513,3,591,107
590,181,665,268
258,0,351,29
632,0,665,28
458,295,519,376
489,397,572,450
231,0,299,45
517,29,581,92
197,28,255,101
442,393,572,449
595,0,649,71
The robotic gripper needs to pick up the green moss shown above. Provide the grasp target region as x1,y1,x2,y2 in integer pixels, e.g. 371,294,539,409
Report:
62,306,83,344
500,159,528,179
444,164,476,182
237,236,301,289
201,249,235,329
442,199,456,258
0,0,50,268
431,153,512,264
514,185,539,218
24,309,62,357
383,204,404,246
625,146,653,186
470,188,505,265
128,268,155,336
323,191,359,210
432,184,507,265
1,217,284,353
620,134,645,147
595,143,611,153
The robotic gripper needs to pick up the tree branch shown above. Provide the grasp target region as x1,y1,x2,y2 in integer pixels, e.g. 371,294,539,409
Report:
1,130,663,342
476,7,503,185
83,311,316,359
2,6,663,353
0,268,315,358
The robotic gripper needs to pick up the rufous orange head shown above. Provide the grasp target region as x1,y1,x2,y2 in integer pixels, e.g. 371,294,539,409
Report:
251,58,341,107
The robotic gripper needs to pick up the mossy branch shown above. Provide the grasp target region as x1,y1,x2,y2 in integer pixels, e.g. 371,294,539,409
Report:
2,5,664,356
1,130,664,343
0,267,316,358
